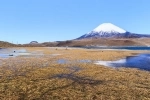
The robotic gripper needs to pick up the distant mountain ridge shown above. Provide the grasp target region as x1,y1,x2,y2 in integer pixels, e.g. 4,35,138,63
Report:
0,41,16,47
77,23,150,39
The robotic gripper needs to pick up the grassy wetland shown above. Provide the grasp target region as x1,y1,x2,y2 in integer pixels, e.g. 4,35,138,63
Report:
0,47,150,100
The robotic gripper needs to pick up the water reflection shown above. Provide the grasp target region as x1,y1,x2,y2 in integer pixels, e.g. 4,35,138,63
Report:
95,54,150,71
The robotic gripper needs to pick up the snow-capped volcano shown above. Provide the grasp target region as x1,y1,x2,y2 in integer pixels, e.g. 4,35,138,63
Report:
93,23,126,33
77,23,150,39
77,23,129,39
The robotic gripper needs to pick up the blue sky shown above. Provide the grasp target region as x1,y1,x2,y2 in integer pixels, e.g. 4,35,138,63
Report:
0,0,150,44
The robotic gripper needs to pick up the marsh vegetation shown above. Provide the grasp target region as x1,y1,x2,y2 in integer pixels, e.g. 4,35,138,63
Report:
0,47,150,100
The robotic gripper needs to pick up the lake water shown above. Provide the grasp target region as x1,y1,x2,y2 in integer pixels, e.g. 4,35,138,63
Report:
95,54,150,71
1,48,150,71
84,46,150,50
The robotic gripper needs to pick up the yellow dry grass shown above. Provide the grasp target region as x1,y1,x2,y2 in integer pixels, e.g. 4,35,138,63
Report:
0,47,150,100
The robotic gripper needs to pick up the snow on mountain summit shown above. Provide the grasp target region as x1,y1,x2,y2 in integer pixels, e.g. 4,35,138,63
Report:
77,23,129,39
93,23,126,33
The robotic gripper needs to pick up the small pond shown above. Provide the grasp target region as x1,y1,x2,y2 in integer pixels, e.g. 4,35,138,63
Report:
57,59,92,64
95,54,150,71
0,49,31,58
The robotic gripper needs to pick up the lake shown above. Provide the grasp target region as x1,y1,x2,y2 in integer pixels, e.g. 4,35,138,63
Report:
84,46,150,50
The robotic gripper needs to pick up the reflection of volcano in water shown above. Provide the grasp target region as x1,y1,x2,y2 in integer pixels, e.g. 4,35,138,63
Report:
95,54,150,71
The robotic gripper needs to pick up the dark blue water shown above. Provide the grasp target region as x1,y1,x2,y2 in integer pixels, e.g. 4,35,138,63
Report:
122,54,150,71
95,54,150,71
85,46,150,50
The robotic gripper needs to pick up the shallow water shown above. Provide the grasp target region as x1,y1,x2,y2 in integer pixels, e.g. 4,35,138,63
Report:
95,54,150,71
57,59,92,64
0,49,30,58
0,54,14,58
0,49,45,58
57,59,68,64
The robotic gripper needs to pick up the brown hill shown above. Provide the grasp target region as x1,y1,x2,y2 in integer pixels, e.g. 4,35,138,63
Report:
1,38,150,47
55,38,150,47
0,41,16,47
